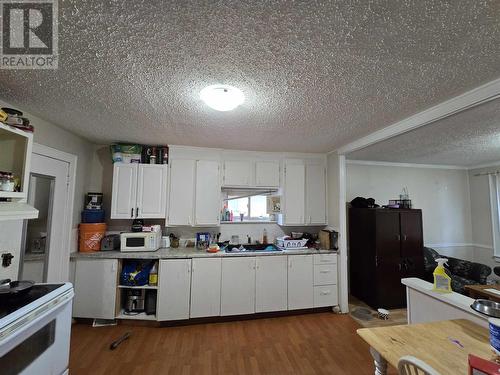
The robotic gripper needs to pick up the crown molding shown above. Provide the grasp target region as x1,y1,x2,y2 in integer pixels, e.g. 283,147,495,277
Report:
346,159,467,170
336,77,500,155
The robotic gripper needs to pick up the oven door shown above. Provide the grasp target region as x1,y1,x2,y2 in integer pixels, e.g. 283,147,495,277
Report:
0,290,73,375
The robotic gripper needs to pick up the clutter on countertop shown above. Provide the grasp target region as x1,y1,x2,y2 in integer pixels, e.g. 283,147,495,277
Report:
319,229,339,250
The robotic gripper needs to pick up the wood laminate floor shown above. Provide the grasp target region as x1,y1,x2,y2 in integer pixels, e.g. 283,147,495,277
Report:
70,313,397,375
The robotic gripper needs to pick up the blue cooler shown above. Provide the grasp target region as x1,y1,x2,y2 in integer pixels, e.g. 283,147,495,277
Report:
81,209,105,223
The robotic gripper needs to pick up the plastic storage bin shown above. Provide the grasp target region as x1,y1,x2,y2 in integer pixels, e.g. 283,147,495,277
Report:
81,209,105,223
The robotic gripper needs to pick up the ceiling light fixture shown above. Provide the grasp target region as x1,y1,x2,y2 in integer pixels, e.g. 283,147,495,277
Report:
200,84,245,111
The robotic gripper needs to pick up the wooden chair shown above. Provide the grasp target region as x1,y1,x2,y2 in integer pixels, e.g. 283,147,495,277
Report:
398,356,440,375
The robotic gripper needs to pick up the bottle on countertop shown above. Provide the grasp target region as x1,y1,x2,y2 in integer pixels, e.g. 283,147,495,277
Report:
230,210,234,222
262,228,268,245
433,258,451,293
149,262,158,286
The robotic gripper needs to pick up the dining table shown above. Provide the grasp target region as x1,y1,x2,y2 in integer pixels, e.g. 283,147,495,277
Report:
357,319,494,375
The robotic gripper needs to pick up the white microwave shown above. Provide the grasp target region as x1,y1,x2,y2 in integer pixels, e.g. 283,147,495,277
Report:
120,231,161,252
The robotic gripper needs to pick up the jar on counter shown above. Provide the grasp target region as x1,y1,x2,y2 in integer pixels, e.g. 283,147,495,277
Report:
0,173,15,192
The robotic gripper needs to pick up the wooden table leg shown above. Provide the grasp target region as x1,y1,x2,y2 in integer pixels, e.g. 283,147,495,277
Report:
369,347,388,375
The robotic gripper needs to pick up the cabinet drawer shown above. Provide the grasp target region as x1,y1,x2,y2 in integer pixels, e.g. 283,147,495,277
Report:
313,264,337,286
314,285,338,308
314,253,337,265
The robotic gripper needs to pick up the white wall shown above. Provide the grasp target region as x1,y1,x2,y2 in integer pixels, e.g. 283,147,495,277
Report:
0,99,96,280
327,153,340,229
346,162,472,246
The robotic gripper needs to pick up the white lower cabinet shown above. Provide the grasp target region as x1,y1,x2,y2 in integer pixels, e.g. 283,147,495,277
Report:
190,258,222,318
73,259,118,319
287,255,314,310
157,259,191,321
255,256,288,313
314,285,338,308
221,257,256,316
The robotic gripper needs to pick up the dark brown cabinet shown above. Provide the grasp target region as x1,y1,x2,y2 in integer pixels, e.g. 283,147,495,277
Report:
348,208,424,309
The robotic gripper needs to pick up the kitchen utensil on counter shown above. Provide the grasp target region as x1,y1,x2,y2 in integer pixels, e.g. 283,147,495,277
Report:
169,233,179,248
161,236,170,248
131,219,144,232
196,232,211,250
471,299,500,318
101,234,120,251
109,332,131,350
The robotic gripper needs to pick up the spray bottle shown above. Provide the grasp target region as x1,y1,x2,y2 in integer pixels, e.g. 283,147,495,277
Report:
433,258,452,293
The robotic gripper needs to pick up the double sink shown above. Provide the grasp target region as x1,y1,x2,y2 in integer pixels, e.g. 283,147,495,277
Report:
219,243,281,253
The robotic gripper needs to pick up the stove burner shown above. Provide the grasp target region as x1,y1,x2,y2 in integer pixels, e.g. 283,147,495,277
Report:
0,284,64,319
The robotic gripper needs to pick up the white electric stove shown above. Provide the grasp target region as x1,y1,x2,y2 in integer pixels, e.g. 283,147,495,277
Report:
0,282,74,375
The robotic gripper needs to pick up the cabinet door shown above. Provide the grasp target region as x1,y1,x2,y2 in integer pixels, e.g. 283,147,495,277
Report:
223,160,252,186
73,259,118,319
195,160,220,226
400,210,424,278
255,161,280,187
375,211,405,308
255,256,287,312
110,163,138,219
136,164,168,218
283,162,305,225
287,255,313,310
157,259,191,321
190,258,222,318
167,159,195,225
305,164,327,225
221,257,256,316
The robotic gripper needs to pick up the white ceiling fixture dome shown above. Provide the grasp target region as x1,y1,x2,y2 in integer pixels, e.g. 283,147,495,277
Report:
200,84,245,111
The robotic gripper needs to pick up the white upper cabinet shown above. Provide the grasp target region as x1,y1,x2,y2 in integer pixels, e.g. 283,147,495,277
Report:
167,159,195,226
255,161,280,187
223,160,252,186
305,163,327,225
111,163,138,219
281,161,305,225
136,164,168,218
255,255,287,313
195,160,220,226
279,158,327,226
111,163,167,219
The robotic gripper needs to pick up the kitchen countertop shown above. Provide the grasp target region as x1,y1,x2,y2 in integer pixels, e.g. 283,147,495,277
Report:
70,247,338,260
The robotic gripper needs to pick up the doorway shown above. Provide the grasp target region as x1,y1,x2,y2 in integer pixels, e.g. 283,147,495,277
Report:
19,148,73,282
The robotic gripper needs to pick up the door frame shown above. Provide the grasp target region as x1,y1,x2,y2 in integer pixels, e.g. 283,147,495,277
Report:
20,143,77,281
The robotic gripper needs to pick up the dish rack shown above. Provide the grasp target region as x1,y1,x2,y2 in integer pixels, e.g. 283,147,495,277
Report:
276,237,308,249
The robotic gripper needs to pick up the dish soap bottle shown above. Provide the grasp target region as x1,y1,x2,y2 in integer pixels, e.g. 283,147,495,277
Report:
262,228,268,245
433,258,451,293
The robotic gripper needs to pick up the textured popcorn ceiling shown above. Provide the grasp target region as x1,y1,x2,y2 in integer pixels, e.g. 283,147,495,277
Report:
0,1,500,152
347,98,500,167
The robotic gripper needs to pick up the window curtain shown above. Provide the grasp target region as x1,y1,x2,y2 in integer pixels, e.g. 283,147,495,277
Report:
489,173,500,257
